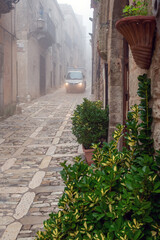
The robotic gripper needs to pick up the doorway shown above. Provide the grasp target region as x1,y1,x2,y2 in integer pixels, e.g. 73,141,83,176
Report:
123,39,129,125
104,63,108,108
53,62,56,87
40,55,46,95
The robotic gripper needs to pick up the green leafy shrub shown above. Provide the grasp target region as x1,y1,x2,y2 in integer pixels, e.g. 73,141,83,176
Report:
125,74,154,156
123,0,149,17
36,75,160,240
71,98,109,149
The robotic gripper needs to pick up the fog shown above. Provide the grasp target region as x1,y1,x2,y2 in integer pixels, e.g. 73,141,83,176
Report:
2,0,93,108
57,0,93,85
57,0,93,37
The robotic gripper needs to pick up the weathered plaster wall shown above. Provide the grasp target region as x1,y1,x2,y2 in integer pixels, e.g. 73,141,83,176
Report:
28,38,40,98
17,40,28,101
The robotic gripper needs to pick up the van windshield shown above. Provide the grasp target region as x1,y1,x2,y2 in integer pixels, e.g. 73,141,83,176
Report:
66,71,83,80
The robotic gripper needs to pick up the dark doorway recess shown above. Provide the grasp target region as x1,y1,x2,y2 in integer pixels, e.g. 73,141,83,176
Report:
105,63,109,141
40,55,46,95
105,63,108,107
123,0,129,125
123,38,129,125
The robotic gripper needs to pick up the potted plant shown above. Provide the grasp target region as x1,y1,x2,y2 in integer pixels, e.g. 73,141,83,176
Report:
71,98,109,165
116,0,156,69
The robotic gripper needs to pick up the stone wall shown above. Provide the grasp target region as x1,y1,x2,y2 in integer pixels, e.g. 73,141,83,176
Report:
92,0,160,150
106,0,127,141
0,11,17,116
91,0,127,142
92,1,108,106
92,3,100,99
128,51,145,107
127,3,160,150
149,34,160,150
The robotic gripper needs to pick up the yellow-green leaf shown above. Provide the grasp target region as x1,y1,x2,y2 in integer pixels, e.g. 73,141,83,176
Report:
109,204,112,213
84,221,87,230
100,233,105,240
151,231,157,237
87,232,92,239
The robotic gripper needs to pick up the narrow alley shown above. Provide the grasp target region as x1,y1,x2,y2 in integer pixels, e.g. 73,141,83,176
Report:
0,86,91,240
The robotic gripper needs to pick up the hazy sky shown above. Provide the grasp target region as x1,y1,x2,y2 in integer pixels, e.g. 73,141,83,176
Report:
57,0,93,35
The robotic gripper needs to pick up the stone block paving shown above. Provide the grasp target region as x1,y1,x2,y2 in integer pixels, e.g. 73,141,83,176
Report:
0,87,92,240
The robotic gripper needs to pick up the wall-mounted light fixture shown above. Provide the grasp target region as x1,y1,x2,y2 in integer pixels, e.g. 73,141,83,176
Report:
37,18,45,29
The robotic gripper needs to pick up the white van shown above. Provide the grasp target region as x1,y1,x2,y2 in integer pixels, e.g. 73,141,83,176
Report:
65,70,86,93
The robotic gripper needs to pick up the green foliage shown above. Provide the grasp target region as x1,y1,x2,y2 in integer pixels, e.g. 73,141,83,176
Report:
122,0,149,17
71,98,109,149
36,153,160,239
137,74,154,154
35,75,160,240
125,74,154,156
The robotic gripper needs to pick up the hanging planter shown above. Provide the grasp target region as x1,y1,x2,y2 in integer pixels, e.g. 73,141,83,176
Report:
116,16,156,69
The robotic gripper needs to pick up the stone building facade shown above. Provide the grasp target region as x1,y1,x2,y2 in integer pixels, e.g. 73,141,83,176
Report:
0,1,19,116
91,0,127,142
91,0,160,150
0,0,88,116
16,0,64,101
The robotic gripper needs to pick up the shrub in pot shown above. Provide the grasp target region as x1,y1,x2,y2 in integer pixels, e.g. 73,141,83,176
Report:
71,98,109,164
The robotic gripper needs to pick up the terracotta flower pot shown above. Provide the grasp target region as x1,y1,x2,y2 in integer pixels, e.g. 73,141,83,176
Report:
82,146,94,165
116,16,156,69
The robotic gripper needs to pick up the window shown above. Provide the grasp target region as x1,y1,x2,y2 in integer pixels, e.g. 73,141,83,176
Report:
66,71,83,80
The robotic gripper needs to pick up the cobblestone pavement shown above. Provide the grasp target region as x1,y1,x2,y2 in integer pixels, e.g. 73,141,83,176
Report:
0,86,92,240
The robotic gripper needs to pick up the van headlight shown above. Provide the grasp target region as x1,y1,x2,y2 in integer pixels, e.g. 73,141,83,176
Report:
78,83,82,86
65,83,69,86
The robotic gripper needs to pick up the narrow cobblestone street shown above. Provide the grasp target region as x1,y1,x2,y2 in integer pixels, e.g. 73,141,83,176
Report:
0,86,92,240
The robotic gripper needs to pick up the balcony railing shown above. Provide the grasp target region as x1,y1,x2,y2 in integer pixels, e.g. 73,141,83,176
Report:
0,0,20,14
36,13,56,48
